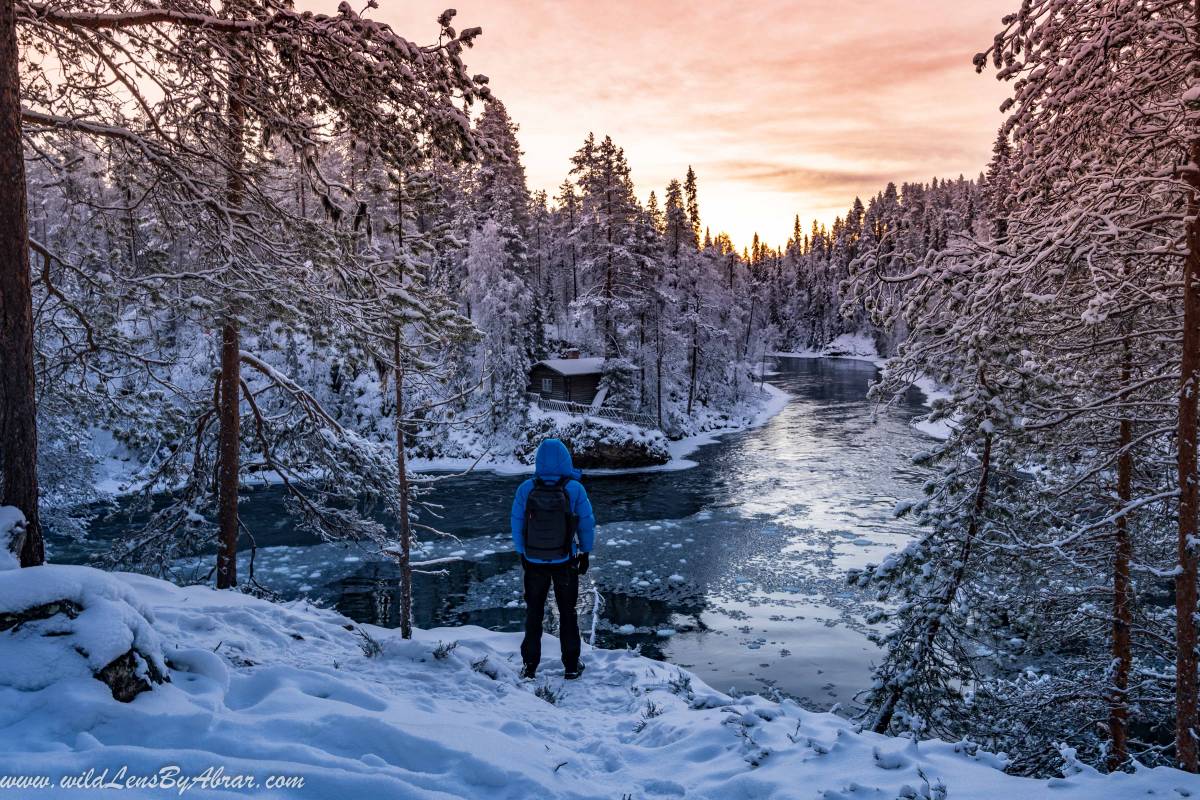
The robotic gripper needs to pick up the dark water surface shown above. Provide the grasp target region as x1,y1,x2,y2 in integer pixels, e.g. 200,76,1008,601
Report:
66,357,934,709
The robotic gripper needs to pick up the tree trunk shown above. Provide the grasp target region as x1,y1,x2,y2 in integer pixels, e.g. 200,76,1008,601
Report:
571,248,578,304
638,311,646,408
743,296,755,360
394,329,413,639
1176,104,1200,769
655,303,664,430
1110,337,1134,770
603,256,614,355
686,317,698,416
215,28,247,590
0,0,42,567
215,322,241,589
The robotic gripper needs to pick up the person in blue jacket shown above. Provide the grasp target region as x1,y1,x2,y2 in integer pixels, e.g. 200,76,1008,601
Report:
511,438,595,680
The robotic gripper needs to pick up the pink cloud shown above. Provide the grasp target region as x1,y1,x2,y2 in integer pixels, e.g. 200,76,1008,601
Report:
316,0,1014,247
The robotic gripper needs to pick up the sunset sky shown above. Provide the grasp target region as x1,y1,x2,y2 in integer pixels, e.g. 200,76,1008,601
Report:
370,1,1015,249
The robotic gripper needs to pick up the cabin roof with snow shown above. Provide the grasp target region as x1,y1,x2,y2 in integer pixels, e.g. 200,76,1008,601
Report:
533,357,604,377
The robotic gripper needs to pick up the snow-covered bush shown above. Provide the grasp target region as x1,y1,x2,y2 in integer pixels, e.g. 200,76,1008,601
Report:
0,506,25,572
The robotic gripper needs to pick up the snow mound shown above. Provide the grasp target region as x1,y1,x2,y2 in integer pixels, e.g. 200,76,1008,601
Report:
0,567,1194,799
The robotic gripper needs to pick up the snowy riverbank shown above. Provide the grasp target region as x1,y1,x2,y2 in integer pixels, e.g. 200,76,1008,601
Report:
773,332,887,367
0,561,1192,799
90,385,793,500
407,382,793,476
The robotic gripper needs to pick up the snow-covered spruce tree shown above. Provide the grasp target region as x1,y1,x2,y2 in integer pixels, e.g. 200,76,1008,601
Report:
386,238,479,641
983,240,1178,773
881,219,1176,771
842,2,1193,766
568,133,644,402
975,0,1200,771
844,129,1186,768
628,190,669,420
271,135,483,637
529,189,554,335
659,178,692,420
550,178,582,330
10,1,489,586
464,220,531,434
358,154,482,639
678,191,749,422
460,98,536,434
778,178,983,357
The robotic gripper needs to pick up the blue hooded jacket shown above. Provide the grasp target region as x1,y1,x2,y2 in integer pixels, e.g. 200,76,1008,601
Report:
511,439,596,564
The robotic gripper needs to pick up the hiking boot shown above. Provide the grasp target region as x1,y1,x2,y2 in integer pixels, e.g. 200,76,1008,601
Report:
520,663,537,680
564,662,586,680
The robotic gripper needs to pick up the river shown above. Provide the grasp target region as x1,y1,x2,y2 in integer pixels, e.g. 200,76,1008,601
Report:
66,356,934,711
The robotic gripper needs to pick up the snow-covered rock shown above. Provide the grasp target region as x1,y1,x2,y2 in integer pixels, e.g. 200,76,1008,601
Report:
519,416,670,469
0,564,166,701
0,566,1193,799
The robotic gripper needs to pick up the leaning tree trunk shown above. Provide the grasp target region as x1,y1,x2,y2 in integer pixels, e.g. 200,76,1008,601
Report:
0,0,42,566
394,329,413,639
215,32,247,590
873,432,992,734
1109,335,1134,770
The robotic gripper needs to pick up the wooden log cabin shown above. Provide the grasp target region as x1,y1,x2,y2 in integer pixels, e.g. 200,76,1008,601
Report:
528,356,605,405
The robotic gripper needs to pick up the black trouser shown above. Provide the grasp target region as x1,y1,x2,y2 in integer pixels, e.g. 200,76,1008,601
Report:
520,558,581,671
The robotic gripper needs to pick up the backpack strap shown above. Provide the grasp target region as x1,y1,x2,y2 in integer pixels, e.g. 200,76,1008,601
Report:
557,478,578,550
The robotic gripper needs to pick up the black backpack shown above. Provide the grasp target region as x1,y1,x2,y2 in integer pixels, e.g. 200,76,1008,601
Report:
523,477,578,561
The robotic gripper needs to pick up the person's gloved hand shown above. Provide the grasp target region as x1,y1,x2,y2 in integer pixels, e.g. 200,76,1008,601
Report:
575,552,590,575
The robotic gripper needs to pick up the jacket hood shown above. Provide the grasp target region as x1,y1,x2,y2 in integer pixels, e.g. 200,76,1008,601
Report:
534,438,581,481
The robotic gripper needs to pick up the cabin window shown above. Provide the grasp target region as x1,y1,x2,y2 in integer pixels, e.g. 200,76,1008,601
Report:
541,378,553,394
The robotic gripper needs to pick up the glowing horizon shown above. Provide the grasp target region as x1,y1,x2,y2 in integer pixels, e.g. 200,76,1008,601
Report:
321,1,1013,250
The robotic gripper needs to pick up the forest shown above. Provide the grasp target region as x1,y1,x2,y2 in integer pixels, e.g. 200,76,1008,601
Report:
1,0,1200,794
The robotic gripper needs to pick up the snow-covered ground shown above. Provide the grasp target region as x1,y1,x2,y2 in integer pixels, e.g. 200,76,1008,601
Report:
1,560,1193,799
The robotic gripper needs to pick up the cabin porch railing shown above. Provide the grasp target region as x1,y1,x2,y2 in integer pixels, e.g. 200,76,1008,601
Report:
526,393,658,429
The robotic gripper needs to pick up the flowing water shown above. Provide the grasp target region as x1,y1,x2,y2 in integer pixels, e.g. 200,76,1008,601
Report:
66,356,934,711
